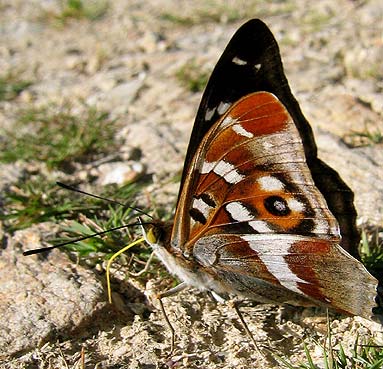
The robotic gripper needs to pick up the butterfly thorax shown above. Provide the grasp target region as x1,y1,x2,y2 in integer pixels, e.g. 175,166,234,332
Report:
146,221,234,296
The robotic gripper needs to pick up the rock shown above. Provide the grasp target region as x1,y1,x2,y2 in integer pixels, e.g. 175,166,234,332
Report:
138,31,161,53
106,73,146,110
0,227,107,358
316,129,383,224
0,163,24,192
87,72,146,113
96,161,145,185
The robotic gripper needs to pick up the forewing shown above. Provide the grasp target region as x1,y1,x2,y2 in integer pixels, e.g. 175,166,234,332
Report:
172,92,340,249
177,19,358,255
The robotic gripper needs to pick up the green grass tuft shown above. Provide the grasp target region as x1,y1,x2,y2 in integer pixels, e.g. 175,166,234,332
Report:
58,0,108,21
160,4,242,25
0,103,120,170
39,0,109,24
160,1,296,26
360,226,383,278
0,172,162,278
1,178,86,232
347,128,383,147
0,72,32,101
277,333,383,368
302,11,333,31
176,59,210,93
1,177,151,260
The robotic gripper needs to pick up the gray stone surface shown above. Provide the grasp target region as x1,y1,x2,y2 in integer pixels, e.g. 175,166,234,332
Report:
0,227,107,358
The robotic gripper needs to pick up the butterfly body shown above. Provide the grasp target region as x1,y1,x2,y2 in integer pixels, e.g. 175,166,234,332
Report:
145,19,382,323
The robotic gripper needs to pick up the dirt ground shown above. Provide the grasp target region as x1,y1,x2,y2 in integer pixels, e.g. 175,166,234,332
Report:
1,1,382,368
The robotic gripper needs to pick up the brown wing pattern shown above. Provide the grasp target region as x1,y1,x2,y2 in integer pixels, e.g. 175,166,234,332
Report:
192,233,378,319
169,92,379,318
172,92,339,251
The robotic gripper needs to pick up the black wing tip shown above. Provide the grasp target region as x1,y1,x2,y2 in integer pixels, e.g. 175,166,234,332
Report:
232,18,275,44
240,18,269,29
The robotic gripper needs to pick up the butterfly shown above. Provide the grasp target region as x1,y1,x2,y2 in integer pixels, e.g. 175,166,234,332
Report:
141,18,383,328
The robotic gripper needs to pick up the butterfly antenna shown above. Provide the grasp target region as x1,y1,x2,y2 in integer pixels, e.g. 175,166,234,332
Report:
56,181,153,219
23,221,153,256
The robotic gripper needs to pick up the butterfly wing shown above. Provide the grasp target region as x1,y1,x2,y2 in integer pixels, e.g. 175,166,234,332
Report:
171,91,379,320
178,19,359,256
193,233,378,320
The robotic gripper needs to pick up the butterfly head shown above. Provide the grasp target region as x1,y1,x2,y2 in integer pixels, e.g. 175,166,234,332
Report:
139,218,172,251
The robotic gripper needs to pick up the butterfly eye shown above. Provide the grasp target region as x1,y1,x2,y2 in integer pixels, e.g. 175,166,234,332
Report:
144,225,164,245
264,196,291,216
146,227,158,244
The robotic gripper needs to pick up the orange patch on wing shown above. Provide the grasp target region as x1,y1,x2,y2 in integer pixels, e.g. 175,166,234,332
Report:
226,178,305,231
204,92,290,163
228,92,278,119
196,172,230,200
223,145,254,169
240,110,289,136
227,92,290,136
289,239,331,255
205,125,247,163
210,208,232,227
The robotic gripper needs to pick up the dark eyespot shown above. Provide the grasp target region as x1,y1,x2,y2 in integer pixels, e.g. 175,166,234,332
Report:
264,196,290,216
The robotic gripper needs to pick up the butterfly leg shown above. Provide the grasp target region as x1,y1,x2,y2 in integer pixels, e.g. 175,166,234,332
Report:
231,301,281,366
154,282,188,354
129,251,155,277
229,301,263,354
210,292,263,354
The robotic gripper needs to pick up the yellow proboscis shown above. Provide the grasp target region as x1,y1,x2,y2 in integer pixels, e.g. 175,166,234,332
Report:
106,237,145,303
